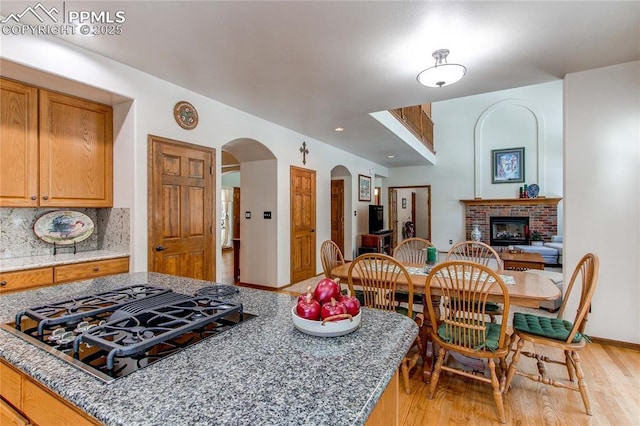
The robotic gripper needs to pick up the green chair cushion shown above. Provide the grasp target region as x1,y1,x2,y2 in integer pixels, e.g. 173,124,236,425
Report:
513,312,584,343
394,306,419,321
437,320,501,352
393,290,424,305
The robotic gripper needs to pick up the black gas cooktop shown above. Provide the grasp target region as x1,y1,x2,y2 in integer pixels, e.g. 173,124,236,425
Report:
1,284,255,383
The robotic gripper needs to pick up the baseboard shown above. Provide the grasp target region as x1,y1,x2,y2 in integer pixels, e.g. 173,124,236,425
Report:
590,336,640,350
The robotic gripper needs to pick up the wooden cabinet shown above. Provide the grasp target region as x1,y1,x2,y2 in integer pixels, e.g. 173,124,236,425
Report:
0,77,113,208
1,359,100,426
0,360,23,409
0,257,129,294
55,257,129,283
361,231,394,255
0,78,39,207
0,268,53,294
365,371,399,426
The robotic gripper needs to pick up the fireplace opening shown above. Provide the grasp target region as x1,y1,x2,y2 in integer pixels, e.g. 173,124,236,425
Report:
490,216,529,246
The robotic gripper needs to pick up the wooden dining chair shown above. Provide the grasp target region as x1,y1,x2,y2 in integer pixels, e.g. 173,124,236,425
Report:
446,241,504,322
320,239,346,285
424,260,511,424
347,253,422,394
393,237,434,263
392,237,434,306
447,241,504,269
504,253,600,416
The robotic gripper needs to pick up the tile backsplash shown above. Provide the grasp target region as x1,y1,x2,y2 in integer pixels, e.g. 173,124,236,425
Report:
0,208,129,259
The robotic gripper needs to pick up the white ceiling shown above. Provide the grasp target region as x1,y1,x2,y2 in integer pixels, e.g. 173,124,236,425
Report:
2,1,638,168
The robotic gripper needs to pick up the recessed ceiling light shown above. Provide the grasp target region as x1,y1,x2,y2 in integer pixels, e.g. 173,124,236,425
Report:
334,127,344,132
388,155,395,159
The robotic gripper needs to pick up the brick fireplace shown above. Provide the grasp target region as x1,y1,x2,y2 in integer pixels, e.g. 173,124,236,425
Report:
460,198,562,246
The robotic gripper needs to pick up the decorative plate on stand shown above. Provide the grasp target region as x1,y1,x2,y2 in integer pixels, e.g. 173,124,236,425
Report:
34,211,94,245
527,183,540,198
173,101,199,130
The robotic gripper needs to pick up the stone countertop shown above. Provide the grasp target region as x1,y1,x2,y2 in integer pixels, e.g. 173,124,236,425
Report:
0,273,418,426
0,250,130,273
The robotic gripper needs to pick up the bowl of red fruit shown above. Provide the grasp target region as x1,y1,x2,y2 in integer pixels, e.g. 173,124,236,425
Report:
291,278,361,337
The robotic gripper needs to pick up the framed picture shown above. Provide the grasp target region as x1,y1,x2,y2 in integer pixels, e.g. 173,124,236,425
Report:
358,174,371,201
401,198,407,209
492,147,525,183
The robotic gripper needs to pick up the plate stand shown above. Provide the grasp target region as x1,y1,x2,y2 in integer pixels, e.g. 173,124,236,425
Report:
53,242,77,255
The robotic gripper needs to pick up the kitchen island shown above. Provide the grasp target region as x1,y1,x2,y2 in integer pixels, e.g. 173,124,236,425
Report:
0,272,418,425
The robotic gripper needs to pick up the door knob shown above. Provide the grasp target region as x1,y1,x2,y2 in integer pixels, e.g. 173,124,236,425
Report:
155,246,168,252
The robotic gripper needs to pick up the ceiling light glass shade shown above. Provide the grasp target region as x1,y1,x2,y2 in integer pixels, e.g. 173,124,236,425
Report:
416,49,467,88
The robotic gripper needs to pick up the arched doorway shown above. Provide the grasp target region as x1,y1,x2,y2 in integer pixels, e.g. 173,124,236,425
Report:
221,138,277,286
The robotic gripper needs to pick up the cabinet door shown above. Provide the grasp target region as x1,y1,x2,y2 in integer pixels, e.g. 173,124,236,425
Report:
39,90,113,207
0,78,39,207
0,267,53,294
23,377,100,426
54,257,129,283
0,360,23,410
0,399,28,426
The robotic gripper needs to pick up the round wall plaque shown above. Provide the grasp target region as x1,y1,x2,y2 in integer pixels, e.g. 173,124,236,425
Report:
173,101,199,130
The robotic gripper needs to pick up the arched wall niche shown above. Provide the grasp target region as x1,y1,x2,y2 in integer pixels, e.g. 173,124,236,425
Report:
473,99,546,198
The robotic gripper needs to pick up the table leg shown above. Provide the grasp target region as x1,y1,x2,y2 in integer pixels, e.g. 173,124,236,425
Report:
420,293,441,384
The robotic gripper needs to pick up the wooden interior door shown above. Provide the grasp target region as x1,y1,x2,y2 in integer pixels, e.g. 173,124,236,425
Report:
290,166,316,283
148,135,215,280
233,187,240,239
411,192,416,234
330,179,344,255
389,189,398,244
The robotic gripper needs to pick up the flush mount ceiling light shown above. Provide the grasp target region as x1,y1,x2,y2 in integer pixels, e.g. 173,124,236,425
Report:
416,49,466,88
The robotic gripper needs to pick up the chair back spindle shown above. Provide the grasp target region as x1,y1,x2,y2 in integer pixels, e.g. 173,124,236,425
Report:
393,237,434,264
447,241,503,270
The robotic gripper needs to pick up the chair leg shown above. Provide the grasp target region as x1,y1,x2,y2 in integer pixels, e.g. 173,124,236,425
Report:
499,356,508,392
400,352,420,395
428,347,446,399
504,336,525,393
565,349,577,382
570,351,592,415
489,358,506,424
508,330,518,352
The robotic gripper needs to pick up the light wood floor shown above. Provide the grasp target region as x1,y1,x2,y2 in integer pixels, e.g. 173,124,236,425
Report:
220,251,640,425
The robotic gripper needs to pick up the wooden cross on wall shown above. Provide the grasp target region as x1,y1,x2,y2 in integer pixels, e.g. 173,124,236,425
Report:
299,141,309,165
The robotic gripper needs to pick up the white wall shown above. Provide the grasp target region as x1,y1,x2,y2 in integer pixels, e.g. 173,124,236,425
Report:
388,81,564,251
240,159,277,286
564,61,640,344
0,33,385,286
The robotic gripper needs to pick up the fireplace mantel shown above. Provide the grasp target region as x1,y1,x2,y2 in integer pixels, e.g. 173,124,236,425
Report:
460,197,562,206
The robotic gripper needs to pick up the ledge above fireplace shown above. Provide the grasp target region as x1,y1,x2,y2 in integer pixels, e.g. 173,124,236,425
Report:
460,197,562,206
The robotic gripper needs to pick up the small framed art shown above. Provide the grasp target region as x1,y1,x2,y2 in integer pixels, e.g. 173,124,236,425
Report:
492,147,525,184
358,174,371,201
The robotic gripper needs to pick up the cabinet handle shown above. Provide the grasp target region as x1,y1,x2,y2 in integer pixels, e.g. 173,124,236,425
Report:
31,196,37,200
42,196,49,200
93,267,100,272
0,281,6,286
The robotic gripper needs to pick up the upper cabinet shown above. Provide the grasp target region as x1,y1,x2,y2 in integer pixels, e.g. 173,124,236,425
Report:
0,77,113,207
0,78,39,206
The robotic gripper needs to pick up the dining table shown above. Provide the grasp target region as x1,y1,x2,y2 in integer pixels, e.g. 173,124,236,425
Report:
331,261,561,383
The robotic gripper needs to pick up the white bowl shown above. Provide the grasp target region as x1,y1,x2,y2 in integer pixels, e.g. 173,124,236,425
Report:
291,306,361,337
